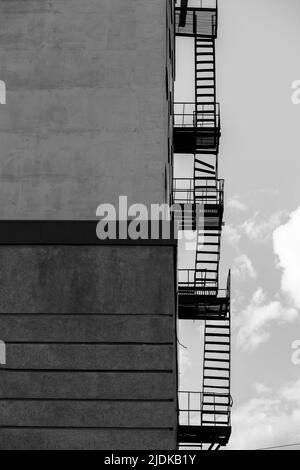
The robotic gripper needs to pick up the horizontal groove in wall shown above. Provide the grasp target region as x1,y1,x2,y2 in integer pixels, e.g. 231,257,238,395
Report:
3,342,174,346
0,426,175,431
0,398,175,402
0,369,174,373
0,313,174,317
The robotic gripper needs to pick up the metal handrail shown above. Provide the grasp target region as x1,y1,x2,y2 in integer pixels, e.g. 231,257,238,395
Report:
178,269,230,297
174,102,220,129
175,4,218,38
178,391,232,427
173,178,224,205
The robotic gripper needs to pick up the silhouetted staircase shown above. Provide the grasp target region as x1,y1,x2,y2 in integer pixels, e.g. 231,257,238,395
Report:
175,0,232,450
195,35,220,152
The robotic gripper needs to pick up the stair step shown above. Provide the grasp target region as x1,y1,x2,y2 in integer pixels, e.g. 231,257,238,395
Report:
204,359,230,364
201,410,229,415
203,376,229,381
204,386,230,390
196,93,215,96
196,39,214,44
202,400,230,405
204,367,230,371
206,333,230,338
206,323,230,327
195,69,215,73
195,160,215,169
205,346,230,350
206,341,230,345
196,261,218,265
203,392,230,397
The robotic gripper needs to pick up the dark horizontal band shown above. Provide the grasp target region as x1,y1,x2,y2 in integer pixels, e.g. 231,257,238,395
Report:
0,221,177,246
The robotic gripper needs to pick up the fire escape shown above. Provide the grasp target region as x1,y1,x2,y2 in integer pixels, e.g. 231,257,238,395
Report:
173,0,232,450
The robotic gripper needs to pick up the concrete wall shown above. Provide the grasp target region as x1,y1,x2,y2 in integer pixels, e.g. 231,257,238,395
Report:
0,0,173,218
0,243,177,450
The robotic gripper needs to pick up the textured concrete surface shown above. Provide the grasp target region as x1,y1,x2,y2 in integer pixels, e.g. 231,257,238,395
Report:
4,344,174,370
0,315,174,342
0,244,177,449
0,371,174,399
0,245,175,314
0,401,175,428
0,0,171,218
0,0,177,450
0,429,174,450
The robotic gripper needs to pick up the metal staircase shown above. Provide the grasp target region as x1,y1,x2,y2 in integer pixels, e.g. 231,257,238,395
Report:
195,36,220,152
202,273,231,409
174,0,232,450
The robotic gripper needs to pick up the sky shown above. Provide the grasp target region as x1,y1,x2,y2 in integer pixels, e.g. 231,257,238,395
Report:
175,0,300,450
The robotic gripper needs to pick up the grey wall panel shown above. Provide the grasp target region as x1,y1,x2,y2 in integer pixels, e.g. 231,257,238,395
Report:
0,371,175,400
3,344,174,370
0,315,174,343
0,246,175,314
0,401,176,428
0,428,176,450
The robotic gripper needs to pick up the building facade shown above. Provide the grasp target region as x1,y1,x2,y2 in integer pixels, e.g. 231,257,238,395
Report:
0,0,177,450
0,0,232,450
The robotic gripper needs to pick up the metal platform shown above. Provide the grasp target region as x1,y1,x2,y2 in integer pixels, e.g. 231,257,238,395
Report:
174,103,220,153
178,391,232,449
175,3,218,38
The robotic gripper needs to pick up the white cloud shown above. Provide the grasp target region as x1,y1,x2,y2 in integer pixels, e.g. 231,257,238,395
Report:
227,195,248,212
229,397,300,450
236,288,298,352
273,206,300,309
233,254,257,280
223,224,241,246
242,211,286,243
228,380,300,450
281,379,300,405
253,383,272,394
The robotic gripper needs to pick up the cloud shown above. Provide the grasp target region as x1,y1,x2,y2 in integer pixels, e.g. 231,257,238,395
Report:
228,385,300,450
223,211,287,248
236,288,298,352
228,398,300,450
273,206,300,309
242,211,287,243
227,195,248,212
281,379,300,405
253,383,272,394
232,254,257,280
223,224,241,246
